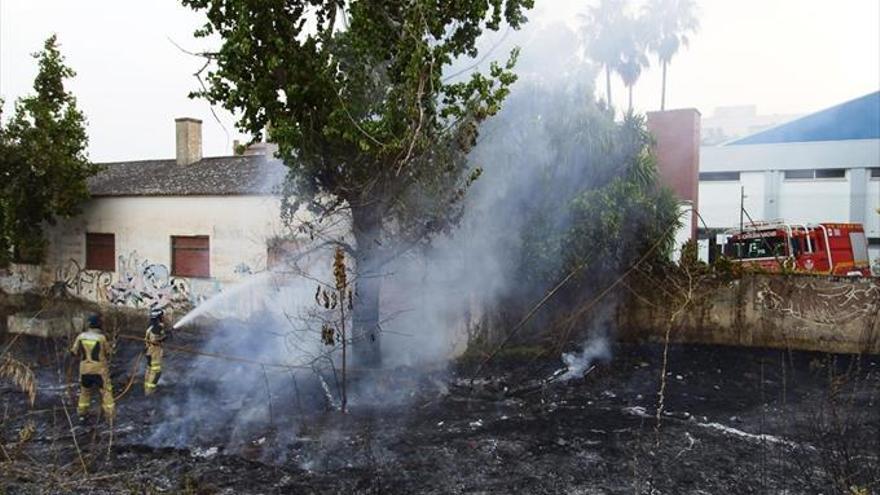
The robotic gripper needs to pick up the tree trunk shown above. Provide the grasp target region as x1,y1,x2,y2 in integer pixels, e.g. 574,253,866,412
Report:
605,65,613,109
350,203,383,367
628,85,633,113
660,61,667,111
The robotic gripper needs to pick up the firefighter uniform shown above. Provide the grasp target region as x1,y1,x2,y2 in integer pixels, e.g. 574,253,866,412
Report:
144,309,168,395
70,316,115,420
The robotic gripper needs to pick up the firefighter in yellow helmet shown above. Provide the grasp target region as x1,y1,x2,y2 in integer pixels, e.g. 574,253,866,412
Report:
144,307,169,395
70,314,115,421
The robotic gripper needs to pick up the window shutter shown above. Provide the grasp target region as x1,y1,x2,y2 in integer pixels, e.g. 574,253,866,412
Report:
172,235,210,278
85,233,115,272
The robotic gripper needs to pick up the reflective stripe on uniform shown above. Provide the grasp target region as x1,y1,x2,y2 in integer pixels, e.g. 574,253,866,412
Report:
144,382,157,388
149,365,161,371
81,339,98,362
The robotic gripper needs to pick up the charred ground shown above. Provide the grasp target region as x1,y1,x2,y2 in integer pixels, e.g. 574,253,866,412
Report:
1,327,879,494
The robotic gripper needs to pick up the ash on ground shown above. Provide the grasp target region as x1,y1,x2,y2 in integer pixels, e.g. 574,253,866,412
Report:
1,329,878,494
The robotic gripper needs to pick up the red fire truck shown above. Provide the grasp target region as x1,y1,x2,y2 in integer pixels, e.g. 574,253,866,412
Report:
722,220,872,276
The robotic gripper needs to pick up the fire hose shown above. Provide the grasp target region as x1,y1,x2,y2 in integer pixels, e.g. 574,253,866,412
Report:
114,333,386,373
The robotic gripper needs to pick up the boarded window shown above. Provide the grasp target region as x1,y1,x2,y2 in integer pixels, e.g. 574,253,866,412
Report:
171,235,210,278
870,168,880,178
699,171,740,181
85,233,115,272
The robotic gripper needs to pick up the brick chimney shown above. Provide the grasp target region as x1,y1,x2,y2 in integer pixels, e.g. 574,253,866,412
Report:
646,108,701,239
175,117,202,165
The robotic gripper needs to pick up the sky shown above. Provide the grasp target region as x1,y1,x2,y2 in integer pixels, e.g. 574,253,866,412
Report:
1,0,878,162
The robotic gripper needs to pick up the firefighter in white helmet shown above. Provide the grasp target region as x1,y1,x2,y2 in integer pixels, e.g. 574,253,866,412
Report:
144,307,169,395
70,314,115,421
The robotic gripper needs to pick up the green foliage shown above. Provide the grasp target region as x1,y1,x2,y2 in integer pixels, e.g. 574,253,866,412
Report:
677,238,700,268
183,0,534,250
183,0,535,363
508,109,679,295
0,35,96,267
565,164,680,279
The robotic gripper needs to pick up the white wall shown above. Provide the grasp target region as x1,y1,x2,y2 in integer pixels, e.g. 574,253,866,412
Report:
700,173,869,226
52,195,285,279
16,195,296,309
867,174,880,238
778,177,851,223
701,139,880,172
698,171,767,228
699,139,880,229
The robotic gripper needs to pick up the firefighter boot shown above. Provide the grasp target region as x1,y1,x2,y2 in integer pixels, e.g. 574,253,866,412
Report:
144,355,162,395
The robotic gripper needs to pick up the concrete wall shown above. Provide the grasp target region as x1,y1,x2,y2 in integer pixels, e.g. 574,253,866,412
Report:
0,195,293,310
620,274,880,355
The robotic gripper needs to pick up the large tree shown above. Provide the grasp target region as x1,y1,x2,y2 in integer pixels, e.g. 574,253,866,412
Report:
615,16,650,114
0,35,96,267
644,0,699,110
182,0,534,365
580,0,628,109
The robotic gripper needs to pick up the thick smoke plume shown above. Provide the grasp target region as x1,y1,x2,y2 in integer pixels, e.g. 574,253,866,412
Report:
148,14,656,453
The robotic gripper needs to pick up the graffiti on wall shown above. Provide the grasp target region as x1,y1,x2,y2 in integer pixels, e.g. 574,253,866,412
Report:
234,262,253,276
0,263,41,294
756,277,880,325
108,251,216,309
48,252,221,311
54,259,113,302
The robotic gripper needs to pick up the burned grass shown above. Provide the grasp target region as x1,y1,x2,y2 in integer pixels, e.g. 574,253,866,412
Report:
1,332,878,494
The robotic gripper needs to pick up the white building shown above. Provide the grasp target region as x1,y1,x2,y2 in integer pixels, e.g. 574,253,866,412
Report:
0,118,300,310
701,105,801,145
698,92,880,268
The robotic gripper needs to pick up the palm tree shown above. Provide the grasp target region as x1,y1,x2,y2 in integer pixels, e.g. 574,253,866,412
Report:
644,0,699,110
616,17,650,113
580,0,629,109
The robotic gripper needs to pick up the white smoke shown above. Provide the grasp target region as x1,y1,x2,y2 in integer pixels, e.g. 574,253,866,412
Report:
561,337,611,381
145,15,633,454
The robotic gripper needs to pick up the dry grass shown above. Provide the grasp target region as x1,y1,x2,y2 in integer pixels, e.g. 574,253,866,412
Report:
0,354,37,406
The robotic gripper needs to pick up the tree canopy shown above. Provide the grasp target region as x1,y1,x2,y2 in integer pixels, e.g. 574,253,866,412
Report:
580,0,699,111
0,35,96,267
183,0,535,364
644,0,699,109
463,76,679,337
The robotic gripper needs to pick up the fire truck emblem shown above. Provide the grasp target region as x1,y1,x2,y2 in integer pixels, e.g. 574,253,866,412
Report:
804,259,814,270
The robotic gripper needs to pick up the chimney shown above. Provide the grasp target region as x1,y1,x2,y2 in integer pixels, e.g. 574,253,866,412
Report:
646,108,701,239
175,117,203,165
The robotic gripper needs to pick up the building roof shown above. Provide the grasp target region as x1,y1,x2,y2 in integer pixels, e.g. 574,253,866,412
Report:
88,154,288,197
727,91,880,145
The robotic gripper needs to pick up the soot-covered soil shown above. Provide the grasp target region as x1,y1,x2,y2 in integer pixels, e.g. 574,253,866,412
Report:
1,330,878,494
